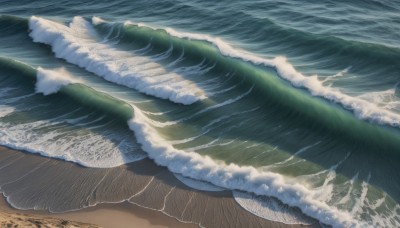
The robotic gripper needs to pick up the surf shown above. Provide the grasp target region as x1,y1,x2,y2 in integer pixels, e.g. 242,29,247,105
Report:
0,58,143,167
115,18,400,128
0,14,398,227
2,56,400,227
29,16,207,105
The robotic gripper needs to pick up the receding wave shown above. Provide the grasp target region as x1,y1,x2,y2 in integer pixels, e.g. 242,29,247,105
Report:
173,173,224,192
128,108,358,227
0,58,145,167
233,191,315,225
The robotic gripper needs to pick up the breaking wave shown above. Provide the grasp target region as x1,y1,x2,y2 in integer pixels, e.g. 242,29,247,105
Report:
29,16,206,105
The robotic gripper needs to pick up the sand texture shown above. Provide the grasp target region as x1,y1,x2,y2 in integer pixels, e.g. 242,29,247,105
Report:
0,210,101,228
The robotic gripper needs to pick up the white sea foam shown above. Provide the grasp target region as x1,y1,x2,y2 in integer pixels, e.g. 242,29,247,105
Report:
121,19,400,127
1,65,146,167
128,107,363,227
0,105,15,118
176,169,318,226
0,119,146,168
2,59,378,227
357,89,400,111
36,67,80,95
29,16,206,105
233,191,314,225
26,16,399,227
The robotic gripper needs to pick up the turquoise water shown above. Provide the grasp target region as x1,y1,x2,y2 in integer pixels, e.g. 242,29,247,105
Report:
0,1,400,226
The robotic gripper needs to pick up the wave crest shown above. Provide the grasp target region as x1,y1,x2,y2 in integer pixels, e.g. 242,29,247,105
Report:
36,67,80,95
29,16,206,105
121,18,400,128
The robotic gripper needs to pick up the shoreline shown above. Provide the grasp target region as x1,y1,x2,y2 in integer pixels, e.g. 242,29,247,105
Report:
0,144,195,228
0,146,317,228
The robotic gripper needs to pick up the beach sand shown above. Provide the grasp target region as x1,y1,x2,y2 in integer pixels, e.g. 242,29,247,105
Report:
0,209,100,227
0,197,193,228
0,146,318,228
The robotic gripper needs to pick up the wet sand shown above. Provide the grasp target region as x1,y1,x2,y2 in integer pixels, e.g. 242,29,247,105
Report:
0,146,318,228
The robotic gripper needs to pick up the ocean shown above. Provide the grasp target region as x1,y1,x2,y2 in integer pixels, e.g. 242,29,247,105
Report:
0,0,399,227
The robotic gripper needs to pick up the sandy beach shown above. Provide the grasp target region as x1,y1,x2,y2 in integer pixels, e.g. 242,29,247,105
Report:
0,196,193,228
0,146,317,228
0,209,100,228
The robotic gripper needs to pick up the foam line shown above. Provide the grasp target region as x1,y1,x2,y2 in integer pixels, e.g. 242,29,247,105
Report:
233,191,314,225
128,107,361,227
